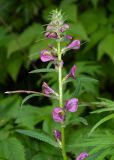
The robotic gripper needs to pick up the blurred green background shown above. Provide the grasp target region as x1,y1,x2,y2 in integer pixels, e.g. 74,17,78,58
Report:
0,0,114,160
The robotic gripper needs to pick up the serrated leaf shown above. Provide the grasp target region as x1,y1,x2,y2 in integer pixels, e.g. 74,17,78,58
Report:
17,129,59,148
29,68,57,74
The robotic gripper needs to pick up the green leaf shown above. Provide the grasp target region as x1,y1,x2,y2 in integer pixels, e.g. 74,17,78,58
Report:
98,34,114,62
17,129,59,148
15,106,51,128
67,23,88,40
60,4,78,22
80,9,107,34
8,24,43,56
21,94,43,107
32,153,62,160
7,53,23,81
91,107,114,114
29,68,57,74
89,114,114,135
0,137,25,160
72,75,98,97
83,27,108,54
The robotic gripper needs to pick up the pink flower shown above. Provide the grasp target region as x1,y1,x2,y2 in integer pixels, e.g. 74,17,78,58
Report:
52,107,64,123
40,50,56,62
67,40,80,50
65,98,78,112
54,130,61,141
60,24,69,32
76,152,88,160
42,82,58,96
46,23,54,31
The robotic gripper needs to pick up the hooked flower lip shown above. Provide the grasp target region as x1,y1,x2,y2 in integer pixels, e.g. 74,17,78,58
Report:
40,50,56,62
67,40,80,50
66,65,76,79
42,82,58,96
52,107,64,123
76,152,88,160
65,98,78,112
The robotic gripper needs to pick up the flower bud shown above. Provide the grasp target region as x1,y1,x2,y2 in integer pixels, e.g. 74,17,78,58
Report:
64,35,73,40
76,152,88,160
65,98,78,112
54,130,61,141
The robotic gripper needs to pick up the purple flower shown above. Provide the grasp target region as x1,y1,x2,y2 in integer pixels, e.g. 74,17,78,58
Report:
52,107,64,122
45,32,58,39
65,98,78,112
64,35,73,40
42,82,58,96
67,65,76,79
46,23,54,31
76,152,88,160
54,130,61,141
60,24,69,32
40,50,56,62
67,40,80,50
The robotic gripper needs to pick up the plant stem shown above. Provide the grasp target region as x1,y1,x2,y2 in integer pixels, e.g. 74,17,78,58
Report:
57,41,67,160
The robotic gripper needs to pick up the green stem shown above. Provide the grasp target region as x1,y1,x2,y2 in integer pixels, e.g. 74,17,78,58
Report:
57,41,67,160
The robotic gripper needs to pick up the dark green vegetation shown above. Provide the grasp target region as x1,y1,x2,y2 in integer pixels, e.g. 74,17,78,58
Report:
0,0,114,159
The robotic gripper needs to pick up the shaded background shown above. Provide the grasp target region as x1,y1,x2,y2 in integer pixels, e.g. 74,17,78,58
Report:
0,0,114,160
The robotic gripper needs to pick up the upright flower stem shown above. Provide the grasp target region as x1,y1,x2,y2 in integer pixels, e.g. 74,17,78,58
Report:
57,41,67,160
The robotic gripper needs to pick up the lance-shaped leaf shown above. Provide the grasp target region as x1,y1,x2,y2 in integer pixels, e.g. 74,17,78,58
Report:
16,129,59,148
89,114,114,136
29,68,57,74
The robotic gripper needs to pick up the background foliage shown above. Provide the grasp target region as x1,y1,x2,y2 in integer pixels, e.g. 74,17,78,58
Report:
0,0,114,159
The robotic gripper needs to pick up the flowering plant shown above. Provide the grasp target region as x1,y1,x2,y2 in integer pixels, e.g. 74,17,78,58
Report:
40,9,88,160
5,10,88,160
